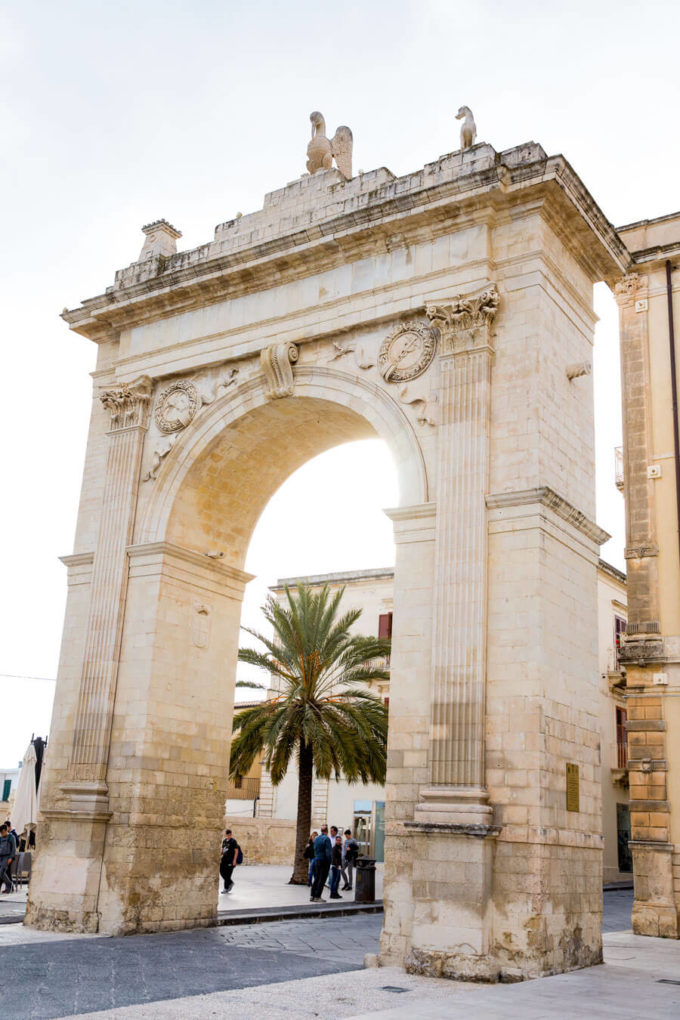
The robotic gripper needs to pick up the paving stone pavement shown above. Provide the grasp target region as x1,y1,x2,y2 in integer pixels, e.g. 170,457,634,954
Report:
0,889,635,1018
1,915,383,1019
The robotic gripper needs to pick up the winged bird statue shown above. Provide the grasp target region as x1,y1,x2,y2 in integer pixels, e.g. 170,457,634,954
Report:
306,111,353,180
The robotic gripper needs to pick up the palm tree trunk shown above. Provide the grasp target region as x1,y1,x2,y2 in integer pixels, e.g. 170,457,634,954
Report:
289,738,314,884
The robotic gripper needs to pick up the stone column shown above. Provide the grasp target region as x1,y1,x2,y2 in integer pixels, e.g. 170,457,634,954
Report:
64,377,152,812
415,286,499,824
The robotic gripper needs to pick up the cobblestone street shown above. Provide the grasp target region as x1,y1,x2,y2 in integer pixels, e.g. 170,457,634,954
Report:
0,891,640,1019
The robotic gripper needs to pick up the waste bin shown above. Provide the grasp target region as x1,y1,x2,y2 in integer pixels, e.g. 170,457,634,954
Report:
354,857,376,902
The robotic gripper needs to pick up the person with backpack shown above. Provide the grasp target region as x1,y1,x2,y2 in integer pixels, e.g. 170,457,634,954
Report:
220,828,241,893
341,828,359,891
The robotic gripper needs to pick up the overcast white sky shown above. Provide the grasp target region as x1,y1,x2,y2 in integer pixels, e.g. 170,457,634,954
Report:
1,0,678,767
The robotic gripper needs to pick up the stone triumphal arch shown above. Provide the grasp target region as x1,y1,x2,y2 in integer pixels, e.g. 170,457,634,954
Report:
27,124,630,980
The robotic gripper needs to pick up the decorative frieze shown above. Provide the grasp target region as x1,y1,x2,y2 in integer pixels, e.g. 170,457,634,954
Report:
142,367,239,482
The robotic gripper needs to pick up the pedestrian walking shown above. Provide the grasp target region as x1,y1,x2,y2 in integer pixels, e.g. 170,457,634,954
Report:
303,831,318,887
325,826,340,888
0,823,16,894
330,834,343,899
310,824,332,902
341,829,359,891
220,828,240,893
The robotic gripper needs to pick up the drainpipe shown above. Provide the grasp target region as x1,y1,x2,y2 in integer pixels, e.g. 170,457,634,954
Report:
666,260,680,564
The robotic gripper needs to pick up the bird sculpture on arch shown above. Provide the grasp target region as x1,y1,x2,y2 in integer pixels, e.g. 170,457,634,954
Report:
306,111,353,179
456,105,477,150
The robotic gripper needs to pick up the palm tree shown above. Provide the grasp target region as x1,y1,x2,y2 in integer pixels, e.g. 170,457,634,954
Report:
230,582,390,884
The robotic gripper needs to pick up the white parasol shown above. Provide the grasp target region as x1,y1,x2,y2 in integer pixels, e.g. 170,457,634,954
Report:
12,743,38,840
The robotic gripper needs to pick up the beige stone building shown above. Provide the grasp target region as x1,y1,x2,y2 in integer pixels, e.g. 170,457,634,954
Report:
614,214,680,937
28,114,662,979
596,561,630,884
259,564,631,883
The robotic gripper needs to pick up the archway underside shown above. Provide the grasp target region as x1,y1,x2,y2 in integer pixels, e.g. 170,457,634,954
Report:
166,396,379,567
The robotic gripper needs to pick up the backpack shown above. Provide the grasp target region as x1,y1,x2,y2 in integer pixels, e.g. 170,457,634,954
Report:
236,845,243,865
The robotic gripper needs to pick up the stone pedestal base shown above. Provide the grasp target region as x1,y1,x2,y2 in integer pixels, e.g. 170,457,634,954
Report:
630,842,679,938
25,814,109,933
492,837,603,979
380,825,603,982
391,819,501,982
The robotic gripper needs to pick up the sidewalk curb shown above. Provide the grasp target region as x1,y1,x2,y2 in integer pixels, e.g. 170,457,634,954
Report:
0,901,385,930
215,900,384,926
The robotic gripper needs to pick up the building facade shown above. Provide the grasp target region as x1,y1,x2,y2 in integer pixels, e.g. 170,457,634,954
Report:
614,213,680,936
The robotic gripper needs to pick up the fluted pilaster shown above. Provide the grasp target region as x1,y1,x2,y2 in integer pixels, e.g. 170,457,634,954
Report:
68,378,152,796
418,287,499,816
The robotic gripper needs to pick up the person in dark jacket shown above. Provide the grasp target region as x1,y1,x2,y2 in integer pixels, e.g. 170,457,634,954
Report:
329,834,343,899
310,825,332,902
0,824,16,894
303,831,318,886
220,829,239,893
341,829,359,891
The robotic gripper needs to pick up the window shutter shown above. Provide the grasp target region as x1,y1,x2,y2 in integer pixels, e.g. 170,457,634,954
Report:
378,612,392,639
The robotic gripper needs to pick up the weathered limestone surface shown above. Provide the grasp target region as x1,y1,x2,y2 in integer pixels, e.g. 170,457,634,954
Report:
29,135,630,974
223,816,296,865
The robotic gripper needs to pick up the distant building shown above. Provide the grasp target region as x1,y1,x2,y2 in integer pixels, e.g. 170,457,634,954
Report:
0,767,21,808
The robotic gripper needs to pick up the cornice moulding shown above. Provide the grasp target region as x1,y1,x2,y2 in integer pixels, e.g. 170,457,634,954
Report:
60,552,95,568
384,502,437,523
486,487,610,545
126,541,255,586
62,146,630,343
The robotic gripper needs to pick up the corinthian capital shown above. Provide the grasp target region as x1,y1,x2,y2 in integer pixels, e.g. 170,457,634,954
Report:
100,376,153,430
426,284,500,355
613,272,648,306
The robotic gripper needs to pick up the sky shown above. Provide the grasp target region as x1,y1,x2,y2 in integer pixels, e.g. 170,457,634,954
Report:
1,0,678,767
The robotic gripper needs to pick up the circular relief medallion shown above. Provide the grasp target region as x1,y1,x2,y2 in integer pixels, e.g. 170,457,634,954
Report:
378,322,437,383
155,380,199,433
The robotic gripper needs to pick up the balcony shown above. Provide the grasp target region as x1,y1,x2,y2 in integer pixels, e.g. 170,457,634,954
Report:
227,776,260,800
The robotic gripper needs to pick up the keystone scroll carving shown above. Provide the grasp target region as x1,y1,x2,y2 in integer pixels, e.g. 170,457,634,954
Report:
261,342,299,399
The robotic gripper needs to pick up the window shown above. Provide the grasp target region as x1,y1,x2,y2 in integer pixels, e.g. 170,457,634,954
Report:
378,612,392,639
616,707,628,768
1,779,10,802
614,615,627,669
234,774,243,789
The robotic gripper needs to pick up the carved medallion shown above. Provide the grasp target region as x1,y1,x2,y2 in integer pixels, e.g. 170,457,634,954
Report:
378,322,437,383
155,380,199,433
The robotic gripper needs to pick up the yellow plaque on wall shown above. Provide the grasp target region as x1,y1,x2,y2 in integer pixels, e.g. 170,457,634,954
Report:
566,763,580,812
